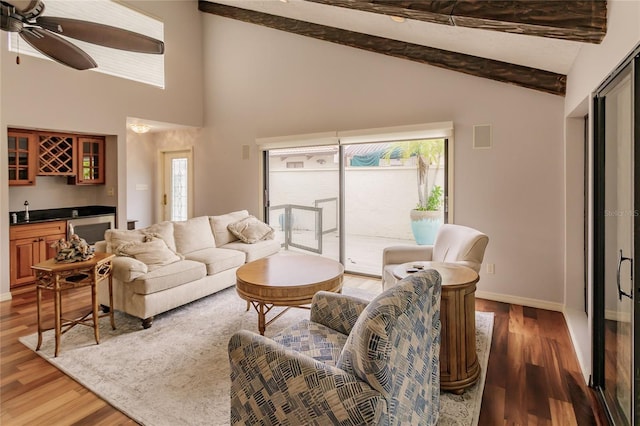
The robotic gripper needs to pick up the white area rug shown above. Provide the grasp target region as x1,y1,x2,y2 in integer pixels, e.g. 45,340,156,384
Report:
20,286,493,426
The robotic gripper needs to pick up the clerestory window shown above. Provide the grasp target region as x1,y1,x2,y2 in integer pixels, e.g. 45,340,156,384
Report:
8,0,164,88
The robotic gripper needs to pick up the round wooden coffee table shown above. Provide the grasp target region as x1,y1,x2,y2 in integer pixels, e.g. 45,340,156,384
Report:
394,261,480,394
236,254,344,335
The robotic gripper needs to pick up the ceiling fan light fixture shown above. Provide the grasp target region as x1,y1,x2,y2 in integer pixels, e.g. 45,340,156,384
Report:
130,123,151,134
390,16,406,23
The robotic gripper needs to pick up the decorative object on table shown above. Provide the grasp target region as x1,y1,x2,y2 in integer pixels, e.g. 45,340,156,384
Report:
51,234,94,263
384,139,445,245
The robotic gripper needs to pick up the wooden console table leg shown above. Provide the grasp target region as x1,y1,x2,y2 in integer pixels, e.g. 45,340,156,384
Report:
54,276,62,357
108,275,115,330
36,283,43,351
91,276,100,345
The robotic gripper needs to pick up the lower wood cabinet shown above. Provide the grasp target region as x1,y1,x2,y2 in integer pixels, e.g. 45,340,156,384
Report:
9,221,66,289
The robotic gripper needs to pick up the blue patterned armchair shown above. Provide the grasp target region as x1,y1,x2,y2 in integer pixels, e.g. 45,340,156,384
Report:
228,270,442,425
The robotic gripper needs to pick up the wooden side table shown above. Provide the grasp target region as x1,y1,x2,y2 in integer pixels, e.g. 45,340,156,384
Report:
31,252,116,357
394,262,480,394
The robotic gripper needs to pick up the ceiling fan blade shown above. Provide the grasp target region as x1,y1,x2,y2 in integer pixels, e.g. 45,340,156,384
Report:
20,28,97,70
36,16,164,54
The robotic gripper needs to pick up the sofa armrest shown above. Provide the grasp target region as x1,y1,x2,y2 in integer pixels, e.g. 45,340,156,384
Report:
228,330,383,425
94,240,107,253
111,256,148,282
310,291,369,335
382,245,434,266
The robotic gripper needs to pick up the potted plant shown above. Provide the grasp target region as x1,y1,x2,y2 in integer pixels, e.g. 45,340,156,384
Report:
385,139,445,245
410,184,443,245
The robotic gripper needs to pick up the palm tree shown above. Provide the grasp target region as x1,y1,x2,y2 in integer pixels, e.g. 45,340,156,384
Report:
384,139,445,210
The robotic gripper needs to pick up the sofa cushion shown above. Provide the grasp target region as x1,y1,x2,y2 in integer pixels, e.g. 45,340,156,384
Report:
104,228,145,253
173,216,216,255
209,210,249,247
142,221,177,252
227,216,275,244
271,319,348,367
184,247,245,275
222,239,281,263
129,260,207,295
116,238,182,271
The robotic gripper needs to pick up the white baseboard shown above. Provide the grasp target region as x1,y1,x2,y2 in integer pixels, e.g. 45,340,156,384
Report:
562,308,591,384
0,292,13,302
475,290,564,312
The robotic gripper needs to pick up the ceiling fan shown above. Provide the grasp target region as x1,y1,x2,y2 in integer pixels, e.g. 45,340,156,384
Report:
0,0,164,70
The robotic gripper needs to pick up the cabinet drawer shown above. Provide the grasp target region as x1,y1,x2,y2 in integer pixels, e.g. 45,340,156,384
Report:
10,221,67,240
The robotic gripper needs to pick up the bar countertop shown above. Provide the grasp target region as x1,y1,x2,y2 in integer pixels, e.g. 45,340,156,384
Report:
9,205,116,226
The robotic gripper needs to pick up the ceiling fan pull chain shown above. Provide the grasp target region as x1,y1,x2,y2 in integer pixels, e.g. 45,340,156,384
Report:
16,36,20,65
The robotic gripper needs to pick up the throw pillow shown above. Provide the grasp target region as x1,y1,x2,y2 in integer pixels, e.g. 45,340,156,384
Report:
116,238,181,270
173,216,216,254
105,228,145,253
209,210,249,247
227,216,275,244
143,221,176,252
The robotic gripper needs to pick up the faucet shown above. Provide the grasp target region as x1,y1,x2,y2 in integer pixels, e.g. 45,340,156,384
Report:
24,200,29,222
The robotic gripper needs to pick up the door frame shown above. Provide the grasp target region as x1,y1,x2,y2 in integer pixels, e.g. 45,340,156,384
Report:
591,44,639,425
157,147,194,223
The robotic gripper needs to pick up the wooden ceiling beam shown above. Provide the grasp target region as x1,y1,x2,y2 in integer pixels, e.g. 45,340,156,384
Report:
199,1,566,96
306,0,607,44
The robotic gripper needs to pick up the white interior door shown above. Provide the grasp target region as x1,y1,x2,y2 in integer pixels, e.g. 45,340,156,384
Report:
161,149,193,222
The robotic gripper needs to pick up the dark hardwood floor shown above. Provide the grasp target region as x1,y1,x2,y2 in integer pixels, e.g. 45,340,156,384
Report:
1,276,606,425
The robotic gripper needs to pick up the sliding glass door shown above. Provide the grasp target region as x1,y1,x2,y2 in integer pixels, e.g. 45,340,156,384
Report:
262,137,448,276
593,49,638,426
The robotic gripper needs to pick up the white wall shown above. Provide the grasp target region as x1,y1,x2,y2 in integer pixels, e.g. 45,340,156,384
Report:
200,14,566,307
0,0,204,299
563,0,640,381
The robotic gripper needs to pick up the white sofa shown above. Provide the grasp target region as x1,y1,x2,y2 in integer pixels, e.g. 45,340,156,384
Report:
96,211,280,328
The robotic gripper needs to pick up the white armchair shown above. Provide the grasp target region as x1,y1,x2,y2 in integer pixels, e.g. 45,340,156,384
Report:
382,224,489,289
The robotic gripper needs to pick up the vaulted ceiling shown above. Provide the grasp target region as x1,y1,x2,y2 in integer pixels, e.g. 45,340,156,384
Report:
198,0,607,96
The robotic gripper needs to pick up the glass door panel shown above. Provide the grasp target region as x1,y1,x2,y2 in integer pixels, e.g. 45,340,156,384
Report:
594,56,637,425
266,146,339,260
343,139,446,275
603,72,633,425
162,150,192,222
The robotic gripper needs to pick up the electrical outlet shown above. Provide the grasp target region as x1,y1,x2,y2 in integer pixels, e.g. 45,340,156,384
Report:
487,263,495,274
107,187,115,196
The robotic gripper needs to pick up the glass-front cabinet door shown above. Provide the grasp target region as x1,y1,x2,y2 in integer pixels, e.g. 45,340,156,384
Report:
75,137,105,184
8,130,36,186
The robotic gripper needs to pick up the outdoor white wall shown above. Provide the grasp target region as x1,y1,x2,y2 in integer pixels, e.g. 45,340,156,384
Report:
200,14,565,306
270,167,443,240
0,1,204,300
562,0,640,381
